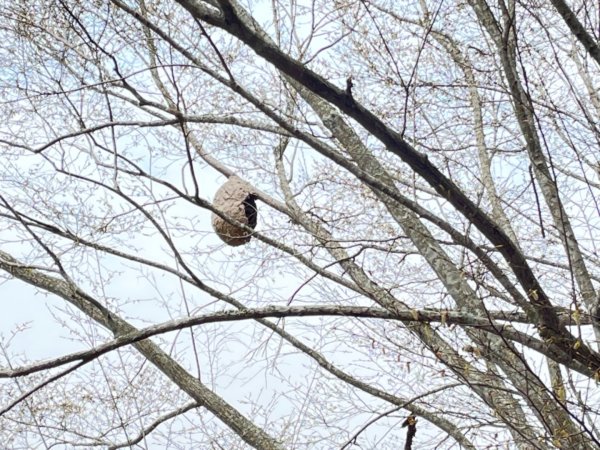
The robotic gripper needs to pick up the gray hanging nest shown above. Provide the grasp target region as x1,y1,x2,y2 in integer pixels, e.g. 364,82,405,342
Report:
211,175,258,246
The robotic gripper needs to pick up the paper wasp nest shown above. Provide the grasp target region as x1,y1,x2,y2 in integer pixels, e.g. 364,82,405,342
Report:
211,176,258,246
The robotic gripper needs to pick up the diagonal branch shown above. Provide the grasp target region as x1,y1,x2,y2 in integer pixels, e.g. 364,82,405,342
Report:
173,0,600,370
0,249,284,450
550,0,600,66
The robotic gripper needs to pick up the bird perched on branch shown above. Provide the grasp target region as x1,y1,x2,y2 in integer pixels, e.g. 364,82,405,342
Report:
211,175,258,246
401,415,417,428
401,415,417,450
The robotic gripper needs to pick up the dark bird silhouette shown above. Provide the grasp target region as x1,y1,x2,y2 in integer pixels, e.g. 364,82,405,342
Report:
243,193,258,229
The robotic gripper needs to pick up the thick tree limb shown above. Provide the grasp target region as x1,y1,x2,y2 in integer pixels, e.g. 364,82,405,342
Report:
173,0,600,371
550,0,600,66
0,250,283,450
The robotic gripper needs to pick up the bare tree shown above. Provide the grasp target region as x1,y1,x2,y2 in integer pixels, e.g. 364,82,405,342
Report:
0,0,599,448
